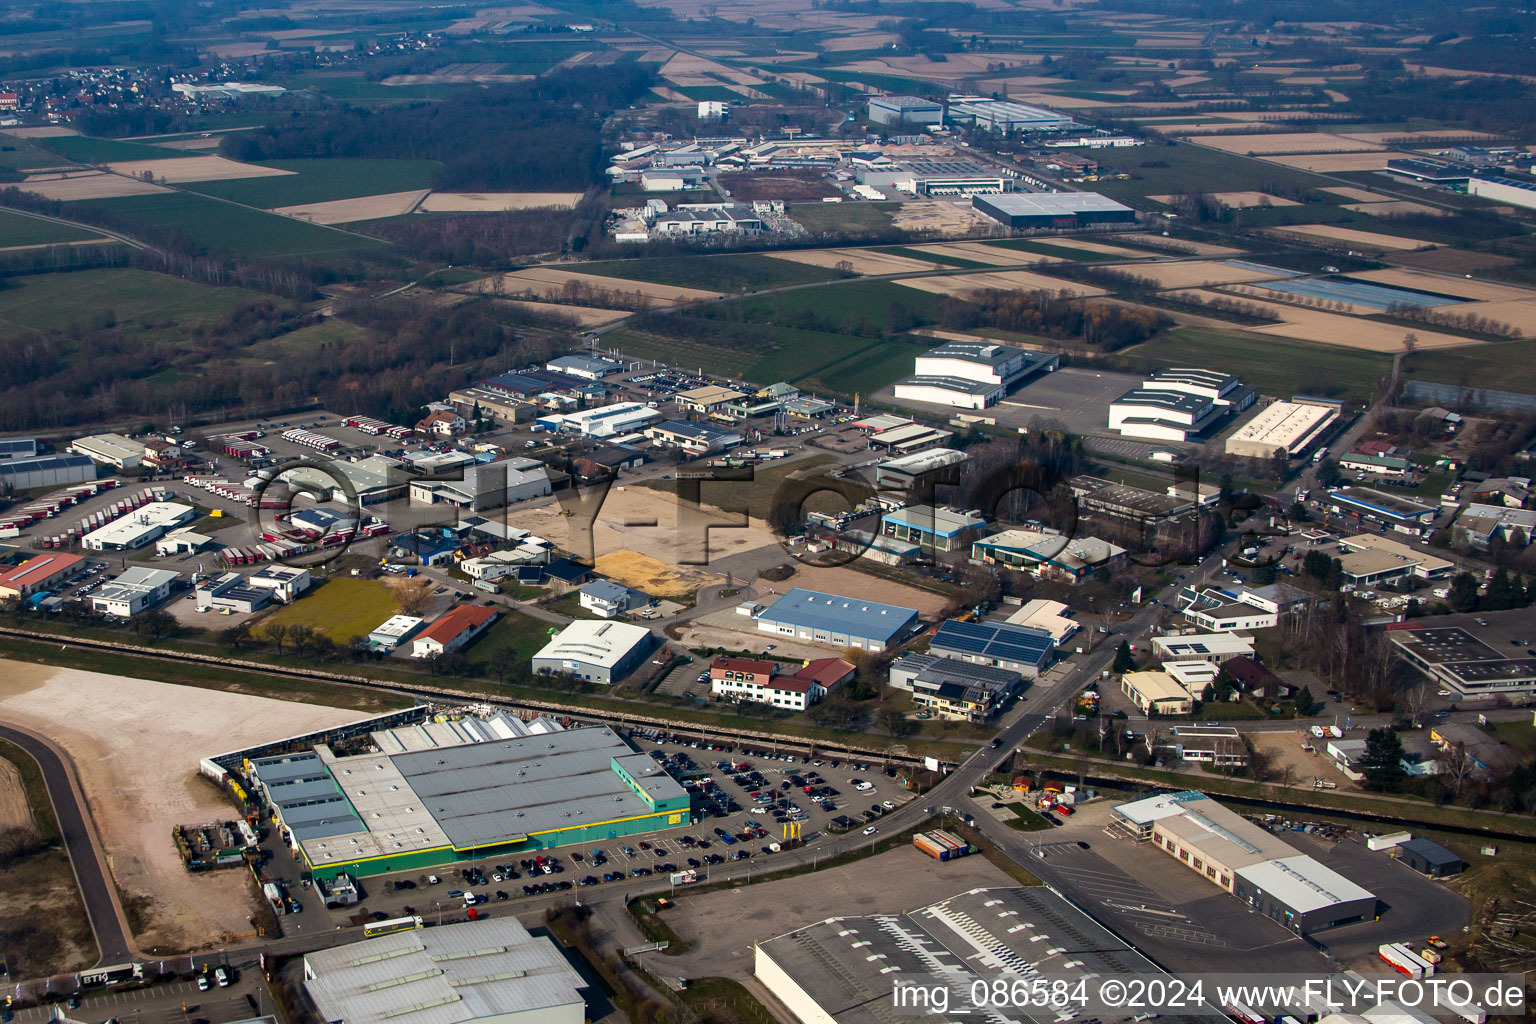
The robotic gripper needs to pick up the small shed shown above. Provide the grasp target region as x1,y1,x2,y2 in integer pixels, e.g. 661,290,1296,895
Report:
1394,837,1466,878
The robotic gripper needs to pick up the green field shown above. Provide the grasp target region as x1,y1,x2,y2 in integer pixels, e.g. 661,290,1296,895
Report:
263,578,402,644
1404,340,1536,396
570,252,843,292
805,337,931,395
0,268,282,333
181,158,441,208
876,244,991,269
726,278,938,328
0,134,72,173
237,319,371,367
465,611,559,675
1124,326,1391,402
786,201,896,235
39,134,181,164
281,73,442,103
0,210,103,247
83,192,386,258
1082,140,1332,200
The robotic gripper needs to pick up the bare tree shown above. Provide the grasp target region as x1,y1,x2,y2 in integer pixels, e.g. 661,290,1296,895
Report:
264,622,288,654
393,577,435,616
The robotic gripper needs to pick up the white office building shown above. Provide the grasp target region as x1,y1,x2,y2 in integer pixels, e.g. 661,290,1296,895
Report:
81,501,196,551
91,566,179,617
70,433,143,470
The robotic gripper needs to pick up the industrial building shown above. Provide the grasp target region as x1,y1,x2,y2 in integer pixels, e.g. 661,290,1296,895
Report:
412,605,498,659
972,191,1135,230
929,618,1053,676
864,421,952,454
194,572,274,613
532,619,653,684
0,552,84,600
880,504,986,552
81,501,196,551
249,714,689,881
1112,791,1375,934
1336,534,1453,586
1225,400,1338,460
409,458,553,511
644,420,743,453
1004,598,1078,646
653,204,763,236
539,403,660,438
856,158,1011,197
91,566,178,617
887,652,1021,721
1453,502,1536,550
866,94,943,127
1389,625,1536,697
1387,157,1470,184
946,97,1074,132
1324,486,1437,535
747,588,919,651
893,343,1057,408
1393,837,1466,878
1120,670,1195,715
970,527,1128,583
303,917,587,1024
0,438,37,460
367,614,426,651
756,887,1167,1024
0,453,96,490
1110,369,1253,443
1071,475,1195,524
1339,442,1412,476
546,354,623,379
70,433,143,470
873,448,968,493
1469,174,1536,211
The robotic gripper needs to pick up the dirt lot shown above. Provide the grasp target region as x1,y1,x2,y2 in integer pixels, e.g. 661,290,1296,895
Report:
779,562,950,616
722,173,838,201
1261,151,1405,172
1249,730,1361,791
0,663,365,951
275,189,428,224
1262,223,1436,252
0,757,34,833
908,240,1057,265
767,246,938,275
1119,259,1293,289
896,267,1106,298
18,171,171,200
890,199,994,236
1151,190,1298,208
471,266,720,304
105,155,294,183
595,549,716,600
1345,268,1536,301
417,191,583,212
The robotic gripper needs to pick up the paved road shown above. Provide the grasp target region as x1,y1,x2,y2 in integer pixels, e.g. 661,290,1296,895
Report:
0,721,134,965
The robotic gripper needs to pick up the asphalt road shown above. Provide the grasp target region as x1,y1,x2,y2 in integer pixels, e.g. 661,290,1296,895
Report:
0,721,133,965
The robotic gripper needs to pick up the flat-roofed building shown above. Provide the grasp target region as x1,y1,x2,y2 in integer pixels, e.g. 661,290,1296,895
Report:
1453,503,1536,551
81,501,196,551
0,453,96,490
1072,476,1195,524
368,614,425,650
880,504,986,552
970,527,1127,583
91,566,178,617
873,447,968,493
1389,624,1536,697
543,402,660,438
887,651,1021,721
644,419,743,453
70,432,143,470
866,421,952,453
1112,790,1375,934
1225,400,1338,460
1336,534,1453,586
1325,486,1436,535
673,384,748,416
532,620,653,684
894,343,1058,409
546,354,623,379
972,191,1135,229
1003,598,1078,646
929,618,1054,676
1120,670,1194,715
947,97,1074,132
1469,174,1536,212
867,94,943,126
653,204,762,235
303,917,586,1024
751,588,919,651
1151,631,1255,665
1152,725,1248,768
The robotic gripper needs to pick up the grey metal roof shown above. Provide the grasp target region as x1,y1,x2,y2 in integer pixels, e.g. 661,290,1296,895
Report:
925,340,1026,366
756,588,919,642
304,917,585,1024
1114,388,1211,414
891,652,1020,693
0,453,94,476
896,374,999,396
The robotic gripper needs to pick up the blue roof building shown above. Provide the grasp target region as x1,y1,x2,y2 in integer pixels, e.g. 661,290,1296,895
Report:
751,588,919,651
929,619,1054,677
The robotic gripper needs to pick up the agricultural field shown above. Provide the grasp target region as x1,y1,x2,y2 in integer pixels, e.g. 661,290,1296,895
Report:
0,209,106,247
766,247,938,275
785,200,896,235
0,133,73,173
565,253,841,293
0,268,282,334
80,192,387,259
34,134,182,164
261,578,402,644
1125,326,1391,403
180,158,441,208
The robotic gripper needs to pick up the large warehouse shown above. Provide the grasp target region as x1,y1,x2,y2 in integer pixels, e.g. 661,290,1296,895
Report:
756,887,1166,1024
866,94,943,127
749,588,919,651
928,618,1054,676
1112,791,1375,934
1468,174,1536,212
80,501,196,551
1324,486,1436,535
531,619,654,684
946,97,1074,132
249,714,690,881
1110,368,1254,443
70,432,143,470
1225,400,1338,460
972,191,1135,229
304,917,587,1024
0,453,96,490
894,342,1059,409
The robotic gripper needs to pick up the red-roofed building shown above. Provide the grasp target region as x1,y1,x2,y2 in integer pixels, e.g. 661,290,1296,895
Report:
710,654,853,711
0,552,85,600
410,604,498,658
